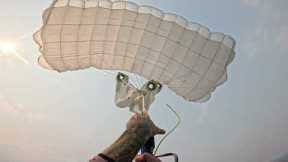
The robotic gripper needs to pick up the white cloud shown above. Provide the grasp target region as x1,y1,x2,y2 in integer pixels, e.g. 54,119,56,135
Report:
0,100,20,116
0,94,46,121
276,26,288,50
241,0,261,7
240,0,288,57
272,153,288,162
196,102,210,124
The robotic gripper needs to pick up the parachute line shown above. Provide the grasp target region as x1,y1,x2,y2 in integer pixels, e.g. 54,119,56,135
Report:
130,73,138,88
133,73,140,88
135,74,142,88
154,104,181,155
97,70,115,78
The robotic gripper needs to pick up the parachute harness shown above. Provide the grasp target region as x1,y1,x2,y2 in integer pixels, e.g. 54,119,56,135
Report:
115,72,180,162
115,72,162,114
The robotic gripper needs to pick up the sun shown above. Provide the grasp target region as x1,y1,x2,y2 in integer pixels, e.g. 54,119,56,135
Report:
0,42,17,54
0,41,28,64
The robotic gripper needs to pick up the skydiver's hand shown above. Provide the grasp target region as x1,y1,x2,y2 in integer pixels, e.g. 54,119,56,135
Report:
99,113,165,162
127,112,166,137
135,153,162,162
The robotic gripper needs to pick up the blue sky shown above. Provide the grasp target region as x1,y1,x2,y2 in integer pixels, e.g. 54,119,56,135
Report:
0,0,287,162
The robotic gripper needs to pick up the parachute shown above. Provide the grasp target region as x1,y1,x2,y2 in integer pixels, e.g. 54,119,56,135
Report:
33,0,236,103
115,72,162,113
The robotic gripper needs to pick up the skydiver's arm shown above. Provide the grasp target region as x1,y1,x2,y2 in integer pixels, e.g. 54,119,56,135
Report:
135,153,162,162
89,113,165,162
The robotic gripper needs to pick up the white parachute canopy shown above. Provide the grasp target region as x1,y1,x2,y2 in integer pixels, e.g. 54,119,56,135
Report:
34,0,236,102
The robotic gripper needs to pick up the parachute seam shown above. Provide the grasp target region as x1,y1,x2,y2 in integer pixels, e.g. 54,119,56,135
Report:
111,7,139,87
165,24,201,85
76,2,86,70
110,9,124,70
43,40,215,75
41,23,232,54
122,6,138,74
139,16,164,77
44,0,236,44
157,23,187,83
133,9,145,88
184,35,225,99
182,37,211,97
147,18,173,81
100,5,112,69
58,0,72,70
87,1,99,68
140,15,164,82
44,39,221,62
130,13,152,83
168,32,213,98
166,26,205,92
35,0,236,102
100,5,115,70
40,0,59,71
127,10,141,88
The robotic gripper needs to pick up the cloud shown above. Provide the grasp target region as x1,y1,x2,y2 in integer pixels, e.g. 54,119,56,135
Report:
0,100,21,116
272,153,288,162
0,94,46,121
0,144,67,162
196,102,210,124
241,0,260,7
240,0,288,57
276,26,288,49
0,145,24,162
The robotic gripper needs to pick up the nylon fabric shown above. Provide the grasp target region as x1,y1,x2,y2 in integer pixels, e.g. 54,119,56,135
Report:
34,0,236,102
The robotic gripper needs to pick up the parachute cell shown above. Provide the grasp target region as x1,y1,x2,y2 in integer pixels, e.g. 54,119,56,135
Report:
34,0,236,102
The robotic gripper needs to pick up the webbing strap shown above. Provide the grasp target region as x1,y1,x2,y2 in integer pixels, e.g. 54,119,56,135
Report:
156,153,179,162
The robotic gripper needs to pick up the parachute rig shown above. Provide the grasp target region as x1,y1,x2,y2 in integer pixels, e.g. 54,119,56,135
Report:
33,0,236,161
34,0,236,103
115,72,162,114
115,72,179,162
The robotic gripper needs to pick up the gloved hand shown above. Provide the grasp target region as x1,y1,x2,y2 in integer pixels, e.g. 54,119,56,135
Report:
135,153,161,162
99,112,165,162
126,113,165,136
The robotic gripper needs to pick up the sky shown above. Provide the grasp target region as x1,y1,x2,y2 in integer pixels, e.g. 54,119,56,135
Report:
0,0,287,162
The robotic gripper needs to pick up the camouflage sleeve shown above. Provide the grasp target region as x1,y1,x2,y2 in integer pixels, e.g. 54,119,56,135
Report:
89,154,114,162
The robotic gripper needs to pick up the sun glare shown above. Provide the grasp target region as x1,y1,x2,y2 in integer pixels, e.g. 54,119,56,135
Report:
0,41,28,64
0,42,17,54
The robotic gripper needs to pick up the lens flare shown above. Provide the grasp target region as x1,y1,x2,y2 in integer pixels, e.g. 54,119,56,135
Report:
0,42,17,54
0,41,28,64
